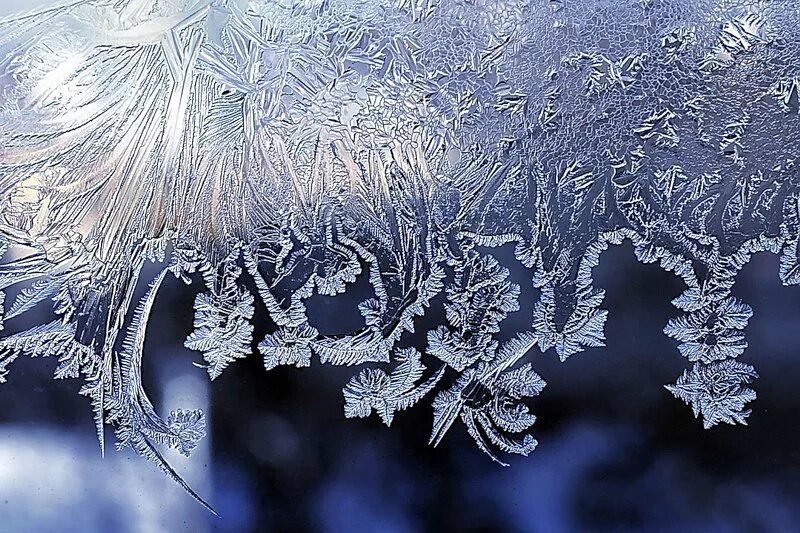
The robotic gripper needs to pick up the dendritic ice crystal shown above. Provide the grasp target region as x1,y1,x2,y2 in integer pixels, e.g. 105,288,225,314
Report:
0,0,798,512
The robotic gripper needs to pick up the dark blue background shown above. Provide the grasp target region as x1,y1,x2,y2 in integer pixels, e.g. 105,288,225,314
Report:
0,243,798,532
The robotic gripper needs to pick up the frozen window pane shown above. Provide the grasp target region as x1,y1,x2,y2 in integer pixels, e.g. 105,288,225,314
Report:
0,0,798,511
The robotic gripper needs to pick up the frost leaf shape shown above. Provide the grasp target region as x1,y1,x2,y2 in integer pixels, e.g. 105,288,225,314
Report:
430,333,544,465
0,320,88,382
343,348,445,426
665,296,752,363
259,324,318,370
185,263,255,380
167,408,207,457
666,360,758,429
532,285,608,361
427,250,520,371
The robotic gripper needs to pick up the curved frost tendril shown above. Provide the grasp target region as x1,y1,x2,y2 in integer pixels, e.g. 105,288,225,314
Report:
0,0,798,510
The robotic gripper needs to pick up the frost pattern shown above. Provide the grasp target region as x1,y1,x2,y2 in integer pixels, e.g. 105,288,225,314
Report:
1,0,798,511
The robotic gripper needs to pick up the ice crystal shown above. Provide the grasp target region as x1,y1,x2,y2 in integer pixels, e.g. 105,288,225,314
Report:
1,0,798,511
666,360,759,430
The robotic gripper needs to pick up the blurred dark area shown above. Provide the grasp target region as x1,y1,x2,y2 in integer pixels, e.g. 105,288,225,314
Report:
0,243,798,532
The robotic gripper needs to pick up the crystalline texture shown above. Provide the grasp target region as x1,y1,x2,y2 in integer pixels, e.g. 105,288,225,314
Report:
0,0,798,511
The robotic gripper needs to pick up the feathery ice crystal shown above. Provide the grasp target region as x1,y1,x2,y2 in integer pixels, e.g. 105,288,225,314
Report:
1,0,799,512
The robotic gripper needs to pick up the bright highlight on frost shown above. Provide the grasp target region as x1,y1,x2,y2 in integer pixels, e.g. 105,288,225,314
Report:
0,0,798,512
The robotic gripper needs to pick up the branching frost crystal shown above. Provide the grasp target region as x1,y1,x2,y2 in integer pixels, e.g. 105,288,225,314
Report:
0,0,798,511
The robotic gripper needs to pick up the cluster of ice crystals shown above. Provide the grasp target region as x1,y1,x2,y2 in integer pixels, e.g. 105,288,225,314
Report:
1,0,798,510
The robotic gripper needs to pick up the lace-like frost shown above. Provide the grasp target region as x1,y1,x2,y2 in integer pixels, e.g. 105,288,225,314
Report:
1,0,798,511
